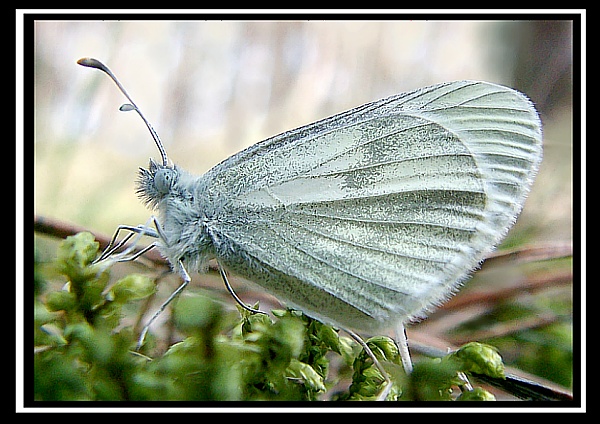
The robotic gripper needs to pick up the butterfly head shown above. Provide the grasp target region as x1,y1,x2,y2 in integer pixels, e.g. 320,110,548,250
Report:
136,159,180,210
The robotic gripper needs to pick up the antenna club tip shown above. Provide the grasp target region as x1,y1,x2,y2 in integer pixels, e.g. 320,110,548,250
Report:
77,57,105,70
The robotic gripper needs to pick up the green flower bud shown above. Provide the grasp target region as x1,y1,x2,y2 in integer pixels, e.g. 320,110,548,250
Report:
453,342,505,379
55,233,101,281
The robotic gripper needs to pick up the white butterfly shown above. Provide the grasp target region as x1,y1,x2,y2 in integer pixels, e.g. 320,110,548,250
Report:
80,58,542,390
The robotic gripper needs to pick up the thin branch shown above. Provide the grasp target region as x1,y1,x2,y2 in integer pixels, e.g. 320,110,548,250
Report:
439,269,573,312
450,313,565,345
482,242,573,267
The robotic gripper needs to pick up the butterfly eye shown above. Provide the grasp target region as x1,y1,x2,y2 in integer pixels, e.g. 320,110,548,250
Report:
154,168,176,194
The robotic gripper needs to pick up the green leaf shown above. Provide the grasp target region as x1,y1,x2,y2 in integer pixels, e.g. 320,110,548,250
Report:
109,274,155,303
409,358,458,401
366,336,400,363
287,359,326,392
46,290,78,312
174,293,224,334
344,336,403,401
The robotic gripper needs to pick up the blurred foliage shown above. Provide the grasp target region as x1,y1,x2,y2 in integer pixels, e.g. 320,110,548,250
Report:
34,233,519,401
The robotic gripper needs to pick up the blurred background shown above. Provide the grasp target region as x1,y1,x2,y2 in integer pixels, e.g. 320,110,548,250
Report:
33,19,575,397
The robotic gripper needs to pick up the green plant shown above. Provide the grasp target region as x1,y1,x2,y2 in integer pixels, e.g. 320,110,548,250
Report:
34,232,506,401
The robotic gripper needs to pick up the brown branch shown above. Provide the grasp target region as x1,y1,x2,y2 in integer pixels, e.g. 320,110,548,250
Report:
450,313,563,345
34,215,105,245
482,242,573,267
439,269,573,312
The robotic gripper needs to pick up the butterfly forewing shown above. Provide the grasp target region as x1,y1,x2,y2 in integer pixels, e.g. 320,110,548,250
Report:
198,80,542,332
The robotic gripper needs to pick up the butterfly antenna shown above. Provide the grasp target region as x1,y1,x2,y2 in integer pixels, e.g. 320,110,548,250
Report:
77,57,169,167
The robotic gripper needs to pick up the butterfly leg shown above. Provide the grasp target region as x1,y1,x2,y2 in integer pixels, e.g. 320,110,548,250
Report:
92,216,182,350
216,260,267,315
345,329,393,401
136,259,191,350
395,323,413,375
94,216,161,263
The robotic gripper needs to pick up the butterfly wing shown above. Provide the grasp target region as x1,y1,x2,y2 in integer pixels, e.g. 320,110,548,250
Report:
198,81,543,332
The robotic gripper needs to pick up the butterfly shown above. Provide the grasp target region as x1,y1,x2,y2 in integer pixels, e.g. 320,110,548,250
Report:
79,57,542,394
